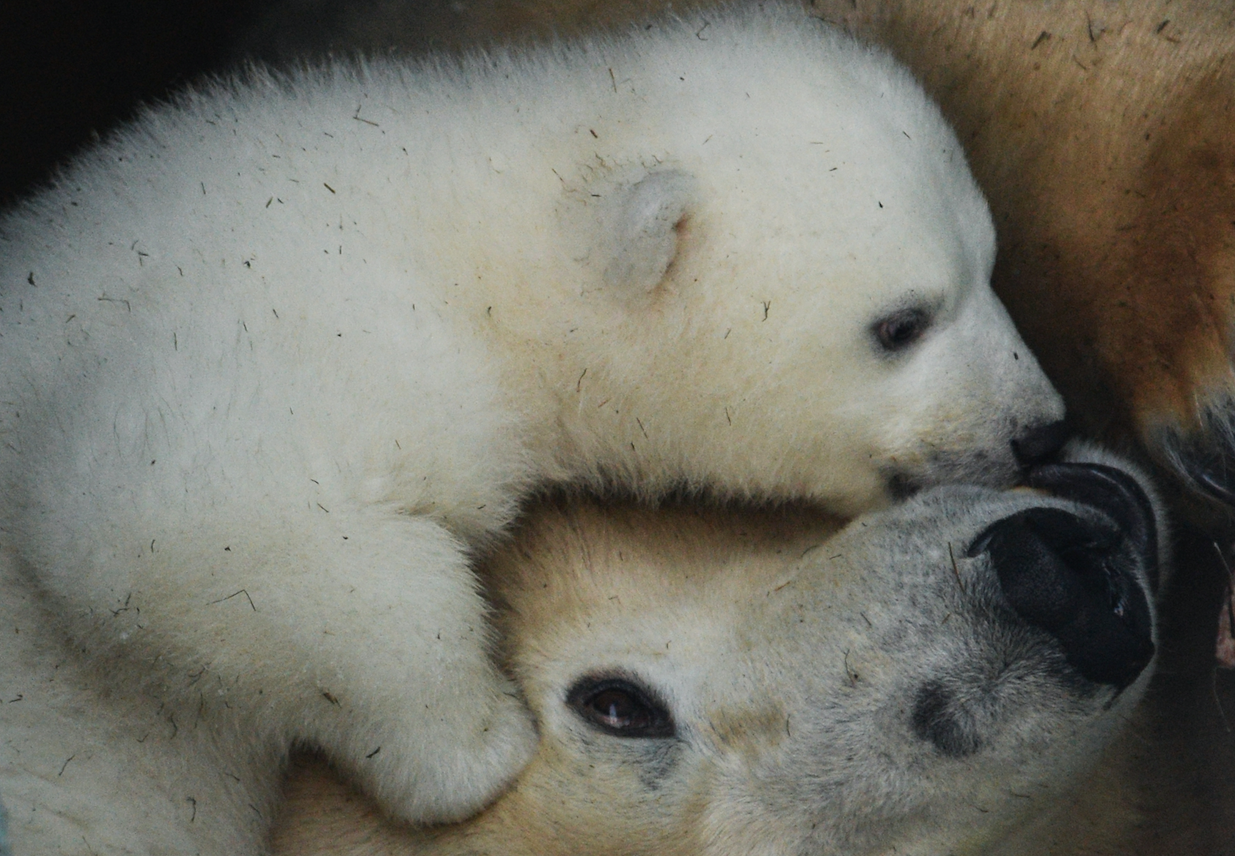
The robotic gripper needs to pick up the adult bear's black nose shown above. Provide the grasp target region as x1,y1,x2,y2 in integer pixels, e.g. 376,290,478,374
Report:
1026,462,1160,592
967,470,1156,690
1011,419,1070,468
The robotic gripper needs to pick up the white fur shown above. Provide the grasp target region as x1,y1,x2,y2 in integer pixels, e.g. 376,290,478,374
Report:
270,444,1163,855
0,4,1061,851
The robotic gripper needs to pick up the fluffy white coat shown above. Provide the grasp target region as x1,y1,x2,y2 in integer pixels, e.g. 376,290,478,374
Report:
0,4,1062,851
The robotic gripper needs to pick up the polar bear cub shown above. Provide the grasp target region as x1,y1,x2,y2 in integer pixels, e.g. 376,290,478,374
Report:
0,1,1062,845
272,447,1163,855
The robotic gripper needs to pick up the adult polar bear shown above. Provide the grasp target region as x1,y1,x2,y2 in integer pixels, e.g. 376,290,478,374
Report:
0,453,1161,856
0,4,1062,850
271,451,1163,856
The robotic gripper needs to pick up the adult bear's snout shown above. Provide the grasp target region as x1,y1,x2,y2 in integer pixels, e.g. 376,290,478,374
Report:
967,466,1157,690
1026,461,1160,592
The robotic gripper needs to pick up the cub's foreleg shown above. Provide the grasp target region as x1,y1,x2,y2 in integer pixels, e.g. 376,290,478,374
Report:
27,504,535,826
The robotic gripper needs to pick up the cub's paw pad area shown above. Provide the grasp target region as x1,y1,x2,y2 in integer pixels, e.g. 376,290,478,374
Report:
355,677,537,825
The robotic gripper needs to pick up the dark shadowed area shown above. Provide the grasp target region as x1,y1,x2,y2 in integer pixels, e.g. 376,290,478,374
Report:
0,1,260,206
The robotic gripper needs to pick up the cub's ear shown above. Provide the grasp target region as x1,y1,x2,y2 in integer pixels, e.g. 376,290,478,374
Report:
601,169,696,296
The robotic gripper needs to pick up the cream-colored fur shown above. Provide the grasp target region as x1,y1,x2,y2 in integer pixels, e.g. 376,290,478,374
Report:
0,547,273,854
270,446,1163,855
244,0,1235,519
0,5,1063,853
235,2,1235,846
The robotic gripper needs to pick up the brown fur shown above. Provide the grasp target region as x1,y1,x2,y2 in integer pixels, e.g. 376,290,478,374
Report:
806,8,1235,847
820,1,1235,482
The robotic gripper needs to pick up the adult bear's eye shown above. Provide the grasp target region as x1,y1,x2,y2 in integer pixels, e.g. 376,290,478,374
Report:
567,675,675,738
874,307,931,352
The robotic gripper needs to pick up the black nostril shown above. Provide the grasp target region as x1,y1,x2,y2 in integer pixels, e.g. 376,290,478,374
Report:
1027,462,1159,592
968,507,1154,690
1011,419,1071,468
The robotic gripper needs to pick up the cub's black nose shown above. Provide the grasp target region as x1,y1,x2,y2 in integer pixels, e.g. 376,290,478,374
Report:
968,470,1156,689
1011,419,1070,468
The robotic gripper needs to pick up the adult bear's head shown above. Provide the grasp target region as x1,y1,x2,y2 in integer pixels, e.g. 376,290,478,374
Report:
272,444,1162,855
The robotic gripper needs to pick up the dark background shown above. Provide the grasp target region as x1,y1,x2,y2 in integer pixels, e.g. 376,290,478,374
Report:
0,1,263,207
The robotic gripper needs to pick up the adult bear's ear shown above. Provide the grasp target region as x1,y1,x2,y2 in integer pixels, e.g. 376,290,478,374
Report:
601,168,696,296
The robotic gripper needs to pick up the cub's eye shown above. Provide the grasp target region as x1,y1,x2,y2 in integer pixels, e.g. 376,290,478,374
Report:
567,675,675,738
874,307,930,352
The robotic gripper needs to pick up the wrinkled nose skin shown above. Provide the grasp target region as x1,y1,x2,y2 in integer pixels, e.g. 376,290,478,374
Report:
968,463,1157,690
1027,462,1160,592
1011,419,1071,469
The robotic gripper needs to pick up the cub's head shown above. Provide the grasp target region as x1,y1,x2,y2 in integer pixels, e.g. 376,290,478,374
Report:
273,447,1162,855
534,7,1065,514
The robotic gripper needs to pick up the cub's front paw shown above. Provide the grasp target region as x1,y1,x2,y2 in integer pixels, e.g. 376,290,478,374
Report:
343,663,537,825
